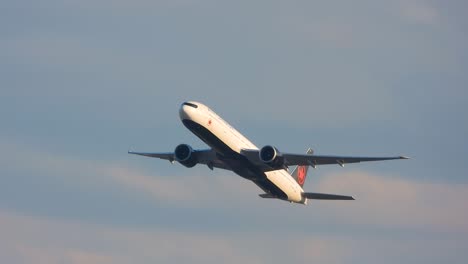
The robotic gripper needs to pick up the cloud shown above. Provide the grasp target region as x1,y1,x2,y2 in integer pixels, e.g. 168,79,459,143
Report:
0,210,348,264
3,138,468,233
11,245,115,264
103,165,257,207
3,138,468,236
2,139,468,263
0,139,258,209
397,0,440,25
2,207,467,264
314,170,468,233
0,211,118,264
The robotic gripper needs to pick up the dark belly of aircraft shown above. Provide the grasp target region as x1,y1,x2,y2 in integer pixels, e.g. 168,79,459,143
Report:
182,119,288,200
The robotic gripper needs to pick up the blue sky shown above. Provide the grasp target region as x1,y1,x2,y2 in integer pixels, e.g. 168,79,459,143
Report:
1,0,467,263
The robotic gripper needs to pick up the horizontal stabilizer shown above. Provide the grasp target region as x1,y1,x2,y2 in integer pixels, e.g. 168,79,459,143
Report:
303,192,354,200
259,193,276,199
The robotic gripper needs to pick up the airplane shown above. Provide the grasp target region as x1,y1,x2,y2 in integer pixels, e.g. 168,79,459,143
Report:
129,101,408,205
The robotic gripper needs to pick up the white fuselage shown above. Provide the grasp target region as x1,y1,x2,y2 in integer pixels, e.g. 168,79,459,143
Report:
179,101,305,203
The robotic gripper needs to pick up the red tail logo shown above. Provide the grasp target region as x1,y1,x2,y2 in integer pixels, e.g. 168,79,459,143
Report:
297,166,306,185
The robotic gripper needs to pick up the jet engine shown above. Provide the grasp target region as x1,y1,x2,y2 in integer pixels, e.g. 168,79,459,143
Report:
259,145,284,168
174,144,197,168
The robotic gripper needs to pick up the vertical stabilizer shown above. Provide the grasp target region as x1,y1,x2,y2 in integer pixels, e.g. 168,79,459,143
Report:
290,148,313,187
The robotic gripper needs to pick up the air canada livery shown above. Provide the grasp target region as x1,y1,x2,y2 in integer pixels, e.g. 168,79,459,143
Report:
129,101,408,205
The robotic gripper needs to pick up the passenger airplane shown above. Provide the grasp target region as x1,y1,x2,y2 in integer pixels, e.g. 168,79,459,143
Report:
129,101,408,204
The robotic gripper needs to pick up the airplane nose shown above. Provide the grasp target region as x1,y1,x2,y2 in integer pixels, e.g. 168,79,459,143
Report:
179,102,199,121
179,104,189,120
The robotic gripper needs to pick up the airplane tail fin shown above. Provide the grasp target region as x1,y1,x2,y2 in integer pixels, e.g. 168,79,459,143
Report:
290,148,313,187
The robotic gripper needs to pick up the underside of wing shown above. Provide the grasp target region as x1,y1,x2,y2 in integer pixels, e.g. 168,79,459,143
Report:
283,153,409,167
241,148,408,169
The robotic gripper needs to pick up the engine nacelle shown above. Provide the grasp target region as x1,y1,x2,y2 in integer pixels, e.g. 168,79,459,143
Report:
259,145,284,168
174,144,197,168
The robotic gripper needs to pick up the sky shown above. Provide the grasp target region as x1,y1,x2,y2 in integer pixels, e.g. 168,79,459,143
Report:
1,0,468,263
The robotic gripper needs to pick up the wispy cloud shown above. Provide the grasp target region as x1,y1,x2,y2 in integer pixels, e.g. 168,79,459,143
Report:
2,139,468,263
0,139,257,208
103,165,257,207
315,170,468,233
3,139,468,234
397,0,440,25
0,210,348,264
2,206,467,264
11,245,115,264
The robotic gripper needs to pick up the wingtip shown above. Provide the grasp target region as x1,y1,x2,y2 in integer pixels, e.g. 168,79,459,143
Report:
400,155,410,159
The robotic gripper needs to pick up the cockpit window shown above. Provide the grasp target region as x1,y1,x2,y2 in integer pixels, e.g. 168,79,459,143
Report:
183,102,198,108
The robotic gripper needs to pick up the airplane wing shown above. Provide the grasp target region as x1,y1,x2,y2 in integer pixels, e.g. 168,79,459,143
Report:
241,149,408,169
128,149,231,170
281,153,409,167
